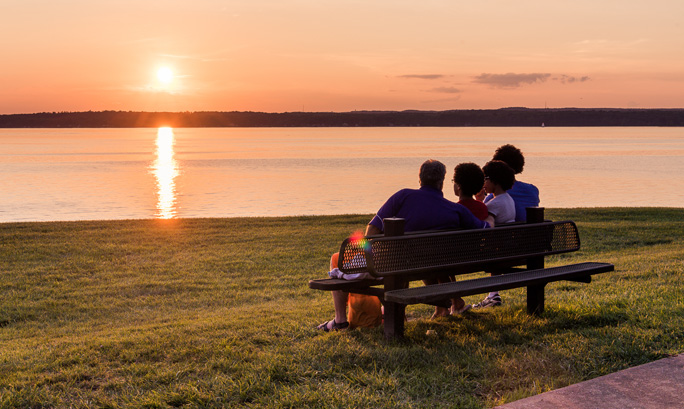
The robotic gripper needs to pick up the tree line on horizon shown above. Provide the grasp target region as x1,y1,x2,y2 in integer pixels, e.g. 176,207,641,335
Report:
1,108,683,128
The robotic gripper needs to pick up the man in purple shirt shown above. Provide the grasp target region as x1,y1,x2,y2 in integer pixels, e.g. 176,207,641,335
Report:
317,159,489,331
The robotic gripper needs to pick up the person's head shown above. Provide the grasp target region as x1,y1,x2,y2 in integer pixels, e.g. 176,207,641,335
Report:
482,160,515,193
492,144,525,175
453,162,485,198
419,159,447,190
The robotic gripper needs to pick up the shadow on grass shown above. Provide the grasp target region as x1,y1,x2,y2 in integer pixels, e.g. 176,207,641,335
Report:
381,303,664,406
405,305,628,343
0,310,37,328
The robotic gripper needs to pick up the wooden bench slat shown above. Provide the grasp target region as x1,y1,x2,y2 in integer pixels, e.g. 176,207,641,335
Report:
384,262,615,305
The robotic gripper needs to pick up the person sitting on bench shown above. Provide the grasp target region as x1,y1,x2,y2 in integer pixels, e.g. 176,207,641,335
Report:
484,144,540,222
453,162,488,221
473,159,516,309
317,159,490,331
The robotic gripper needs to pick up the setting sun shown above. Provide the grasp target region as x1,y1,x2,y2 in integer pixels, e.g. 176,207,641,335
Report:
157,67,173,84
2,2,684,113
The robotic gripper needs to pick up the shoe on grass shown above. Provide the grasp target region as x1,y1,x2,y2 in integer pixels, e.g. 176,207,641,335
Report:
472,294,502,309
316,319,349,332
451,303,472,314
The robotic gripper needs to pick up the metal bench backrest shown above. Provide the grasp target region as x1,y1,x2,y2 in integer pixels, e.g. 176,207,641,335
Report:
338,221,580,278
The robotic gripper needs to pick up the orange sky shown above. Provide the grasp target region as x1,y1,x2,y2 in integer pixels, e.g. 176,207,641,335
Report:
2,1,684,114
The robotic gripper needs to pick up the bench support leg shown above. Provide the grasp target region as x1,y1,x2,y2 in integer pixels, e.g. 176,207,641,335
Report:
383,277,408,339
527,284,546,315
384,302,406,340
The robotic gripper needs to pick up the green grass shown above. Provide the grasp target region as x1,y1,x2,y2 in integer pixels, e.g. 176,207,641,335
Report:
1,208,682,408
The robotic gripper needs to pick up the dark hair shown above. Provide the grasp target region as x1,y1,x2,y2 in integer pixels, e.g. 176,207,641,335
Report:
492,144,525,174
419,159,446,189
453,162,485,196
483,160,516,191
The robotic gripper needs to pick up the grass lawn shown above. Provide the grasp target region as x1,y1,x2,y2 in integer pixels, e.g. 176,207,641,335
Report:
1,208,683,408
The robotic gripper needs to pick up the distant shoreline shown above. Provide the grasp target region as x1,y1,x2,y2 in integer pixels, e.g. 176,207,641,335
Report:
1,108,684,128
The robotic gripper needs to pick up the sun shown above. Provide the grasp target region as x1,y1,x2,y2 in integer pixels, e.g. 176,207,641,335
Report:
157,67,173,84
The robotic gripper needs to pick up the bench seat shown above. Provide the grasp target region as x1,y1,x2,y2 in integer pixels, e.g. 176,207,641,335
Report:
308,278,386,299
384,262,615,305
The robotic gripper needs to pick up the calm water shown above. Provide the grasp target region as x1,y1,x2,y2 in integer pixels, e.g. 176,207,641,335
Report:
1,127,683,222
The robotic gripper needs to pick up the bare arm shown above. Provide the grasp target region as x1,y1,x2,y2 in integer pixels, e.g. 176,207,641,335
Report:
365,223,382,236
485,215,495,227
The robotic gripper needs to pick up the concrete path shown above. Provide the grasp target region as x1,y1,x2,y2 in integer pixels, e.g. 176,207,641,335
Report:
495,354,684,409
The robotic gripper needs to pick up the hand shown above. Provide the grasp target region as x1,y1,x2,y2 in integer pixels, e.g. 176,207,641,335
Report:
475,187,486,202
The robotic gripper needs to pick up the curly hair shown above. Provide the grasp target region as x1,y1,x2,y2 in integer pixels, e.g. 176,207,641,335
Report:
492,144,525,174
453,163,485,197
483,160,516,191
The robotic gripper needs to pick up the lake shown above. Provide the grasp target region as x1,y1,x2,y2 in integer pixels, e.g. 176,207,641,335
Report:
1,127,683,222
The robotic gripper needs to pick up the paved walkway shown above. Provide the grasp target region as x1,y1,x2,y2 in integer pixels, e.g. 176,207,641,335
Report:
495,354,684,409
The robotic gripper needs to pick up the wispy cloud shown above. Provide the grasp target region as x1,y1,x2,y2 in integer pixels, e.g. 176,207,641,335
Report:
554,75,590,84
421,95,462,104
429,87,462,94
473,73,590,88
399,74,446,80
473,73,551,88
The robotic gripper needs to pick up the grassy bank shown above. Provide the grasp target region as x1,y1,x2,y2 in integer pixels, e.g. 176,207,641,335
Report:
1,208,683,408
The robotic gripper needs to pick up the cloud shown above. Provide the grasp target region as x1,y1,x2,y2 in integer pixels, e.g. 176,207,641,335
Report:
473,73,591,88
554,75,591,84
429,87,462,94
473,73,551,88
399,74,446,80
421,95,462,104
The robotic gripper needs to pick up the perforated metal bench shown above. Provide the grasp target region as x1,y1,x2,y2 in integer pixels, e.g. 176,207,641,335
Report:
309,208,614,339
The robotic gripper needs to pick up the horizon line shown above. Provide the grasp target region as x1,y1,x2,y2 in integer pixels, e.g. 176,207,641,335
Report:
3,107,684,116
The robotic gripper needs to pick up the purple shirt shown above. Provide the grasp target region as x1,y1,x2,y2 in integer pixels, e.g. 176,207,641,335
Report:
369,186,489,233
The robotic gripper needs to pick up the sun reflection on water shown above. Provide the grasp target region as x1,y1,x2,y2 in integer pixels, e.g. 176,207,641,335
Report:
152,127,179,218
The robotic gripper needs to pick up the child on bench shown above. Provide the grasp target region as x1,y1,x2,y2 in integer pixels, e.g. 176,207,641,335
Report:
452,162,488,221
473,160,516,309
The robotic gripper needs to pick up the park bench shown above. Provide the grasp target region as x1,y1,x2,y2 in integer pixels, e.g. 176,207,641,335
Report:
309,208,614,339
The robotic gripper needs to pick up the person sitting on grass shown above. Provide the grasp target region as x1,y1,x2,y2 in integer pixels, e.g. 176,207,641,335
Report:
317,159,490,331
453,162,488,221
472,159,516,309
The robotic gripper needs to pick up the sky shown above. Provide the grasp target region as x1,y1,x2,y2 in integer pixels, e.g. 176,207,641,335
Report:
2,0,684,114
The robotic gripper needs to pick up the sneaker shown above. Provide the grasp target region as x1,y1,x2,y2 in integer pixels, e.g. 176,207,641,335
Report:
452,303,472,314
472,294,503,309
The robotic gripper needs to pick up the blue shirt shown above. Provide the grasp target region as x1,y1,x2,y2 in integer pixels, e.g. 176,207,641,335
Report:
369,185,489,233
485,180,540,222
